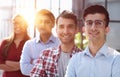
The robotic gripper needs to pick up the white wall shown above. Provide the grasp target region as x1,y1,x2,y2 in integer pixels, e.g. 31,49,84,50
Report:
106,1,120,51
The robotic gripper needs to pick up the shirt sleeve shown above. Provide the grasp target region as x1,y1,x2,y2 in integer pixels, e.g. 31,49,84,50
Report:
30,53,46,77
65,54,77,77
112,55,120,77
0,40,6,64
20,41,34,76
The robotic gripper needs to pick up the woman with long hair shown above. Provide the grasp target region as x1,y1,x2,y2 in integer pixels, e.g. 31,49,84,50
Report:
0,14,30,77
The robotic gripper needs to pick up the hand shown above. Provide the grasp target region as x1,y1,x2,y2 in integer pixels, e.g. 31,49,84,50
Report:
30,59,38,65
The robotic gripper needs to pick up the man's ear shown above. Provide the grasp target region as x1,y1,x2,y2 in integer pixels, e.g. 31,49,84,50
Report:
82,26,85,33
56,27,57,32
105,26,110,34
75,26,80,34
56,26,58,34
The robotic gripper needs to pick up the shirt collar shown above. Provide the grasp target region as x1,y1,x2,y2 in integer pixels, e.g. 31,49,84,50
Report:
59,45,81,57
84,43,109,57
35,34,55,43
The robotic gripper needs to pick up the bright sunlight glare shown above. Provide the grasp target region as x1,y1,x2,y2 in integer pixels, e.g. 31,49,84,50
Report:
16,8,35,38
15,0,72,38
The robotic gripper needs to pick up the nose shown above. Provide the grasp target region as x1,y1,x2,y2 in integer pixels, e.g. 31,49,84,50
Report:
63,27,69,34
40,21,45,26
14,24,20,28
38,21,46,28
91,23,97,31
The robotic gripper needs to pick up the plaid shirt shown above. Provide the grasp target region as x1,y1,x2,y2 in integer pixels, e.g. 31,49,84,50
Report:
30,45,82,77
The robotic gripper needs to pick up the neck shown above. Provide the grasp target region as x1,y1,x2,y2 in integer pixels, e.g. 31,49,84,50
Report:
89,40,105,57
61,43,75,53
14,34,25,48
40,33,51,43
15,34,25,41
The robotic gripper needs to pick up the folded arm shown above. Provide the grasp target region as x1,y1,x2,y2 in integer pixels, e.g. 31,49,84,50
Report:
0,60,20,71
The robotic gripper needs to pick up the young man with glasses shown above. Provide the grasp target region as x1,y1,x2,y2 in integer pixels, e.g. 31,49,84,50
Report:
65,5,120,77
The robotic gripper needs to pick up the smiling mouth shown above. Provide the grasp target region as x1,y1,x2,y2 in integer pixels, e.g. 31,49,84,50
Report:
89,32,99,36
15,28,21,31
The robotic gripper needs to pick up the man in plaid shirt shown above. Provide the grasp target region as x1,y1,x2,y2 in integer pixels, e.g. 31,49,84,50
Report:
30,10,82,77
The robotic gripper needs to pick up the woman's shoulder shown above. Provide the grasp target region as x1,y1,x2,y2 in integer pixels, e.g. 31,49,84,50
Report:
0,38,9,45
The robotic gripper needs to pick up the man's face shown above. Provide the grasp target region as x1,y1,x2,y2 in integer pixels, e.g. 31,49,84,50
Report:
56,17,77,44
83,13,109,42
35,15,53,34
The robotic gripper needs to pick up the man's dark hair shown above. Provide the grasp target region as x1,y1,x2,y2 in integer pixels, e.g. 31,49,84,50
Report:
83,5,110,27
56,10,77,26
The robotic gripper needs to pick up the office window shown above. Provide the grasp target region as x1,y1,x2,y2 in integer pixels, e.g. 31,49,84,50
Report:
0,0,72,40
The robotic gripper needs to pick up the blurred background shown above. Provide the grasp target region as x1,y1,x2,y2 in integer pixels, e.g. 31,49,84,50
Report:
0,0,120,76
0,0,120,52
